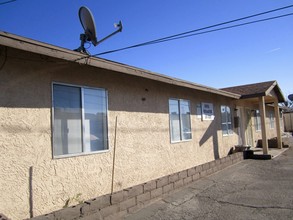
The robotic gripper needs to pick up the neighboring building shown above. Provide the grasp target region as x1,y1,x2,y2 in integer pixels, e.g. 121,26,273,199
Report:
282,108,293,132
0,31,285,219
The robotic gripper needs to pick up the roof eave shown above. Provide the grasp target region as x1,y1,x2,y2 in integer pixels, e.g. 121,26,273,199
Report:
0,31,240,99
241,92,266,99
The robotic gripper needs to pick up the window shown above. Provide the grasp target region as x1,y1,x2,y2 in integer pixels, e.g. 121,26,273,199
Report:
221,105,233,135
169,99,192,142
52,83,108,157
196,103,202,119
255,110,261,131
269,111,275,129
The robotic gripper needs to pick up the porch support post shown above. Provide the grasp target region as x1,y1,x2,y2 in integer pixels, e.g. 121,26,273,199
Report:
259,96,269,154
274,99,282,149
239,107,246,146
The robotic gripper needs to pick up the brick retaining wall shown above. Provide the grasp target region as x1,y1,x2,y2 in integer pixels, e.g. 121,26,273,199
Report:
29,152,243,220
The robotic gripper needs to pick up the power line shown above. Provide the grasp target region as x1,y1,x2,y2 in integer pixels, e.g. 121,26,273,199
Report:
0,0,17,6
131,12,293,49
75,4,293,61
120,4,293,49
95,12,293,57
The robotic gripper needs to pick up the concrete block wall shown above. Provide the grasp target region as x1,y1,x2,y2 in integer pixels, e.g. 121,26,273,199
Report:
29,152,243,220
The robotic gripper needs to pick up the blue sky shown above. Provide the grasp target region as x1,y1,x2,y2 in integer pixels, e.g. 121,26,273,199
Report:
0,0,292,99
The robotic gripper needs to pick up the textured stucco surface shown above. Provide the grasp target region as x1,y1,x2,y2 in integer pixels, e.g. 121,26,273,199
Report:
1,48,243,219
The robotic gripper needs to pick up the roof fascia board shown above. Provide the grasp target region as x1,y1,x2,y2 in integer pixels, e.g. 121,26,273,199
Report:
274,83,285,102
0,31,81,61
241,92,266,99
265,81,285,102
0,31,240,99
265,80,277,96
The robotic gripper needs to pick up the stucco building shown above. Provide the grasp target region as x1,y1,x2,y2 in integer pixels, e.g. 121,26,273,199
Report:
0,31,285,219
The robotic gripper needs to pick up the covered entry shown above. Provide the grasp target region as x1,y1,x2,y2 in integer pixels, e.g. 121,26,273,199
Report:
222,81,285,155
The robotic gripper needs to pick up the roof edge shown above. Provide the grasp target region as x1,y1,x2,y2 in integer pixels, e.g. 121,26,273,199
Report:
220,80,285,103
0,31,240,99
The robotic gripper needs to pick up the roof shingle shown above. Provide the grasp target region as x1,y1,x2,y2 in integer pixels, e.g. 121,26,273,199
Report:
221,80,285,102
221,81,276,96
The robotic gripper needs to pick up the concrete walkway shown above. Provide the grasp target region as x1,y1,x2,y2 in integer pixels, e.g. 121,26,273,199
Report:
124,147,293,220
251,146,289,158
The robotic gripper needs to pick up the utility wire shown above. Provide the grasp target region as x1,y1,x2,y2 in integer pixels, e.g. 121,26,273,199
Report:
97,11,293,55
114,4,293,50
164,12,293,43
93,12,293,57
75,4,293,61
0,0,17,5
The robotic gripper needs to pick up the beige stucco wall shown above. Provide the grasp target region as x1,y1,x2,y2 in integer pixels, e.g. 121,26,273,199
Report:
0,47,239,219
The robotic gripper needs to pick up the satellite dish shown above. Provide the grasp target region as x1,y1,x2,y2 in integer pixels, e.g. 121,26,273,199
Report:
75,6,123,54
79,6,98,46
288,94,293,101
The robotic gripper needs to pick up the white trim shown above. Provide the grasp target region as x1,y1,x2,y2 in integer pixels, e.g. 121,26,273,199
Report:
51,82,110,159
169,98,192,143
221,105,233,136
53,149,110,159
81,88,86,152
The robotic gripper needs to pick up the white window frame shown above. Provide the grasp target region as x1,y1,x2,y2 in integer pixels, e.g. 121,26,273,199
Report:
52,82,109,158
169,98,192,143
221,105,233,136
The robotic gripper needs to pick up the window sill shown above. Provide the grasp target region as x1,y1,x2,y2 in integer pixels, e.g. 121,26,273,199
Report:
222,133,234,137
171,139,192,144
53,149,110,159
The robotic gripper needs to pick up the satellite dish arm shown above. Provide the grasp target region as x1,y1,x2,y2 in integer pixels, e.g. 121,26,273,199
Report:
74,33,89,53
97,21,123,45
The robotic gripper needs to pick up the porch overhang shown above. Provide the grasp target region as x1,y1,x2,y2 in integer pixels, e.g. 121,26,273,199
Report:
221,81,285,155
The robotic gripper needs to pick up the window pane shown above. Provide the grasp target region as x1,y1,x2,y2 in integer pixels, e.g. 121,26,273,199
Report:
228,122,233,134
221,105,233,135
221,106,227,124
255,110,261,131
196,103,202,119
226,107,232,123
169,99,181,142
180,100,192,140
53,85,82,156
270,112,275,129
84,88,108,152
221,123,228,135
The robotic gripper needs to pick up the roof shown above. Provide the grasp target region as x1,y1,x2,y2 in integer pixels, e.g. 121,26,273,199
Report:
0,31,240,99
221,80,285,102
280,106,293,113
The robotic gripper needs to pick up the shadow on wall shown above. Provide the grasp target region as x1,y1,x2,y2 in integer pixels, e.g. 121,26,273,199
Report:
0,46,218,115
0,46,173,114
199,119,220,160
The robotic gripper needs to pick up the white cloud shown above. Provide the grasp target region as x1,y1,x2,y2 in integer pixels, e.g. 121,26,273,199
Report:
266,48,281,54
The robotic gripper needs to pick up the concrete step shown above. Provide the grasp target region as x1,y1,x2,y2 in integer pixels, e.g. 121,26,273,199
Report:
243,150,272,160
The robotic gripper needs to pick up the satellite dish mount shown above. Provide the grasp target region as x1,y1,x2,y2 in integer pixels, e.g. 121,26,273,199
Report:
75,6,123,54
